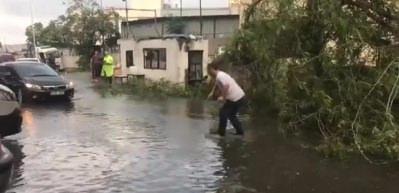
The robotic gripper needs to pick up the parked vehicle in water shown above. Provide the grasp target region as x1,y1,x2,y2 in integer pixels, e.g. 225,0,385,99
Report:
0,84,22,190
37,47,63,71
0,140,13,191
16,58,40,63
0,62,74,103
0,54,15,64
0,84,22,137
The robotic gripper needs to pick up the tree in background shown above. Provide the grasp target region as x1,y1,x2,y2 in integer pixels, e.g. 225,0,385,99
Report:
25,22,44,46
166,17,186,34
26,0,120,68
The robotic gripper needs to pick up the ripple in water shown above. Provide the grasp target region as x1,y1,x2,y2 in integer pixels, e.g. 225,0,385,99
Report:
6,109,225,193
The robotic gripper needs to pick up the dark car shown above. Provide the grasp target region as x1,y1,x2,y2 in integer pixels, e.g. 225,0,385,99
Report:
0,62,74,103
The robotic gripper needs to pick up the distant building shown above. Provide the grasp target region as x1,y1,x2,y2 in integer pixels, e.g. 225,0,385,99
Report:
118,35,208,85
121,14,239,58
115,0,253,85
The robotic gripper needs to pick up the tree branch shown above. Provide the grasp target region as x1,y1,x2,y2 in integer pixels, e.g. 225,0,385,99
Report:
342,0,399,35
244,0,264,24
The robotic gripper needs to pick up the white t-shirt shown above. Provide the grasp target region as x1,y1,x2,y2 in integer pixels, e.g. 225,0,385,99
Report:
216,71,245,102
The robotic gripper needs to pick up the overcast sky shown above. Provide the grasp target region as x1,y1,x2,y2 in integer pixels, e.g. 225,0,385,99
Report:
0,0,228,44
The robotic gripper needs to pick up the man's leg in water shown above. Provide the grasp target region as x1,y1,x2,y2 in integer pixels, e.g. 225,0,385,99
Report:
228,99,244,135
218,101,234,136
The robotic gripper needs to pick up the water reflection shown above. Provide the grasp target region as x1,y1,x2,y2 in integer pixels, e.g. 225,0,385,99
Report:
214,117,399,193
186,100,205,119
22,101,75,114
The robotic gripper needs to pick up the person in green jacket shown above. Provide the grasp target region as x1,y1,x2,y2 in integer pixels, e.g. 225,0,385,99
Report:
101,53,114,84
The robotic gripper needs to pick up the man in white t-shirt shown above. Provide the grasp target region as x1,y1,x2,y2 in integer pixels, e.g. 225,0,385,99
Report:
207,61,246,136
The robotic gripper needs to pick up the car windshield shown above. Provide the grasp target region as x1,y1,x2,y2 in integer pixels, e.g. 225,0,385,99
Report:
13,63,58,78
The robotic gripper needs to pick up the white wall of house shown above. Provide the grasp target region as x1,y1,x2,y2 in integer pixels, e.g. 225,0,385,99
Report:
118,38,208,84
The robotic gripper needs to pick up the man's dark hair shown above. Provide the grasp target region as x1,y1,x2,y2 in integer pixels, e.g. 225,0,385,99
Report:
208,56,225,70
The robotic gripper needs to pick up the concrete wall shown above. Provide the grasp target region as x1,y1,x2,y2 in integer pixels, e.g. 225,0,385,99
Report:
208,37,231,58
161,8,236,17
128,0,163,10
129,23,164,38
122,16,238,57
124,16,239,39
118,38,208,84
124,0,164,19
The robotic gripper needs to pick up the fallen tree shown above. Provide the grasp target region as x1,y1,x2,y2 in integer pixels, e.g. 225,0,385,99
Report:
226,0,399,163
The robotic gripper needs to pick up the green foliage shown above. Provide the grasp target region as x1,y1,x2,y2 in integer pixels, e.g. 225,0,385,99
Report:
166,17,186,34
104,79,208,99
25,22,44,45
227,0,399,162
26,0,120,68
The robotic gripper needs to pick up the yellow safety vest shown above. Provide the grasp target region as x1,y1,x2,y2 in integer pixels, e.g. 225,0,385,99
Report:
101,55,114,77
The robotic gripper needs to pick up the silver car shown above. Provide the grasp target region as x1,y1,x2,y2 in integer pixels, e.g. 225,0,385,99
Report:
0,84,22,189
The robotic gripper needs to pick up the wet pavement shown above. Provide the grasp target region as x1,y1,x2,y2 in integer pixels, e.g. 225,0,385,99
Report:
3,72,399,193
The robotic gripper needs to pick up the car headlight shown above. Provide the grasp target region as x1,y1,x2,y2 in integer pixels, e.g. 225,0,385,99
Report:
66,81,74,89
0,89,16,101
25,83,42,90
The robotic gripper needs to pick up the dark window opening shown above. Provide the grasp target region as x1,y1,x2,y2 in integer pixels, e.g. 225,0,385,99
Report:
144,48,167,70
126,50,134,67
188,50,204,86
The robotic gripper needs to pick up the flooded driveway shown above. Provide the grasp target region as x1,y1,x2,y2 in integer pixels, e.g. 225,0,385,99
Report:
3,73,399,193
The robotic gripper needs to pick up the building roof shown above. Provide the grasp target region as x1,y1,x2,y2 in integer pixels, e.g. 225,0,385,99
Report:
135,34,199,42
123,14,240,25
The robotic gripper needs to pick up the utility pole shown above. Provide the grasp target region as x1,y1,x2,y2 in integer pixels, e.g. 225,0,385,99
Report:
99,0,105,48
199,0,203,36
180,0,183,16
30,0,37,58
122,0,129,38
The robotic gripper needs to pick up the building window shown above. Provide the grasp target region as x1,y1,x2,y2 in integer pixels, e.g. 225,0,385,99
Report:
144,48,166,70
126,50,134,67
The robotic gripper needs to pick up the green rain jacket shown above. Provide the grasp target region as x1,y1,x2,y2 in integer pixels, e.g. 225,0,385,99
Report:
101,54,114,77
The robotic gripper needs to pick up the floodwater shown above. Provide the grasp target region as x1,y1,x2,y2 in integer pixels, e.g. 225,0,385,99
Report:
3,72,399,193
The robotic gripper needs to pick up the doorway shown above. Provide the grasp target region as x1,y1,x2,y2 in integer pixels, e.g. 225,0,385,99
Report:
188,51,203,86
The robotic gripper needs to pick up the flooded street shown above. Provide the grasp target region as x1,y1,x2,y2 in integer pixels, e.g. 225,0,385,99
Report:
3,73,399,193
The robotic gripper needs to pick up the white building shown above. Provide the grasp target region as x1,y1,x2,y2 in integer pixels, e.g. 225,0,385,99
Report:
114,0,253,85
118,36,208,85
